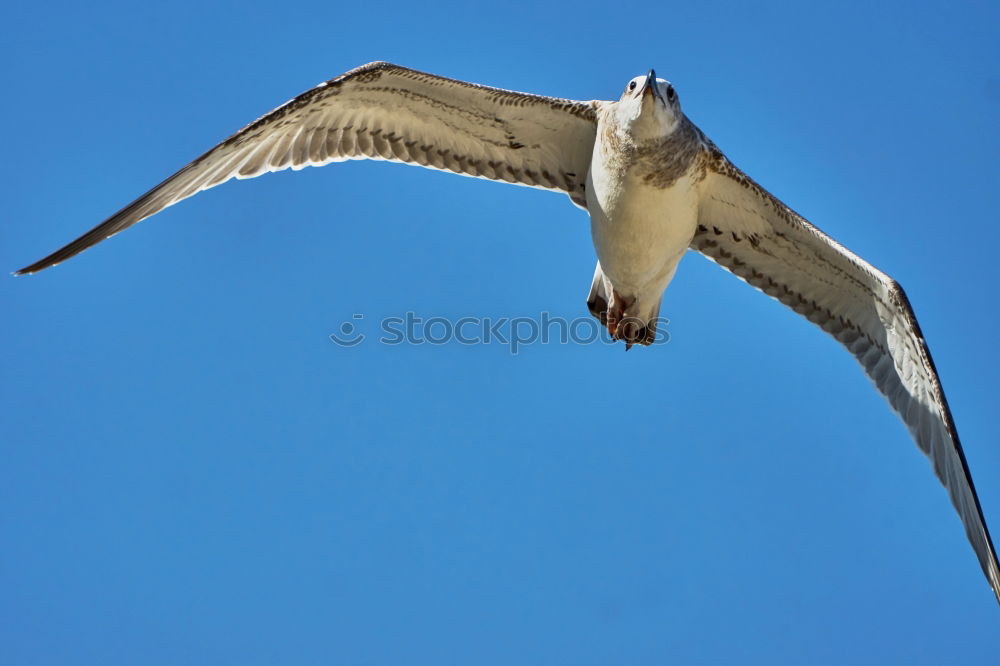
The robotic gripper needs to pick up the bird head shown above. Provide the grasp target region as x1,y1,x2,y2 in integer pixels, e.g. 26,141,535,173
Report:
614,69,681,139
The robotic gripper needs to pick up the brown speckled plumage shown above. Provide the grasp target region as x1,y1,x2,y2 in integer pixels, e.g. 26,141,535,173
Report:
597,111,704,190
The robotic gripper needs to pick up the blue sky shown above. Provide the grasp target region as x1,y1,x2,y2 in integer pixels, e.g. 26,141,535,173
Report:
3,0,999,663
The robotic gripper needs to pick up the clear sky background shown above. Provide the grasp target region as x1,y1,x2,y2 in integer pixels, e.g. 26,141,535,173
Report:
3,1,999,663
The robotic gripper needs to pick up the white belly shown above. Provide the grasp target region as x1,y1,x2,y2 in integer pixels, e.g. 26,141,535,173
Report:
585,161,699,298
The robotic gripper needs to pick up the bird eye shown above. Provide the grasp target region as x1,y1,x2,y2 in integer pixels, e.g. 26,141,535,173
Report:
628,80,637,92
666,85,675,101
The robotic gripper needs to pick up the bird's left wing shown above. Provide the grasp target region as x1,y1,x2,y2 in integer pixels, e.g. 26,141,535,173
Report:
17,61,598,274
690,144,1000,605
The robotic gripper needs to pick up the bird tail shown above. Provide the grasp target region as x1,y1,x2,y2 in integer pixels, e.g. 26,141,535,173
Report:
586,262,610,326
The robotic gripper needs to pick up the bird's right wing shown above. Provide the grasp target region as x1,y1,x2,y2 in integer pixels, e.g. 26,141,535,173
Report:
690,144,1000,604
18,61,599,274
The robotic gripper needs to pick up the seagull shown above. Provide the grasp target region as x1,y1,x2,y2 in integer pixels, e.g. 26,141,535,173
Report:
16,61,999,605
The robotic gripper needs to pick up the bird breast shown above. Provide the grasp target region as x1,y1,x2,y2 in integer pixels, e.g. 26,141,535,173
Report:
585,120,704,293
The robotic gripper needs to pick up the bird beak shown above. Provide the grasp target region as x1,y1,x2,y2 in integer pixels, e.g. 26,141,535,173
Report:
642,68,660,102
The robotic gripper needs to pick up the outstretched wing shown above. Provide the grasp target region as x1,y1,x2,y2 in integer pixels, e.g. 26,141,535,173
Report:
17,62,598,274
691,145,1000,604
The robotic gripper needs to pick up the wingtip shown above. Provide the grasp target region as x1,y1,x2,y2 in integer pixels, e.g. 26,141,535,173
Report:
13,258,52,276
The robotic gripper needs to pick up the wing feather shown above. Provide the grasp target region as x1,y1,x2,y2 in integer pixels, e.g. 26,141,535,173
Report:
692,145,1000,604
17,62,598,274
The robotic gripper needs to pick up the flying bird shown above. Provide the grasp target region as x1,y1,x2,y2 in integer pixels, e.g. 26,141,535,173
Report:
16,62,999,605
